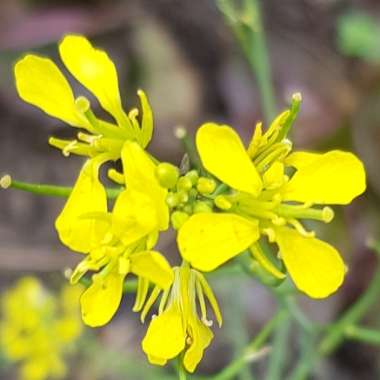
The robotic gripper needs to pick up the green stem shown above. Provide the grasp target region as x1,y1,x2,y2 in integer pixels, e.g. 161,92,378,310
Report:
345,325,380,346
286,257,380,380
175,127,201,171
319,264,380,355
218,0,276,124
264,309,291,380
2,178,122,199
286,332,316,380
177,356,187,380
209,310,287,380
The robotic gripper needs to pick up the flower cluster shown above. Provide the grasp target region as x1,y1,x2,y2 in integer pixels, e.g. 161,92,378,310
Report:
13,35,366,372
0,277,83,380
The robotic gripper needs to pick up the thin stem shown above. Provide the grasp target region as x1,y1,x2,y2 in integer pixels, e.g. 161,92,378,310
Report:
209,310,287,380
345,325,380,346
319,263,380,355
286,255,380,380
177,356,187,380
264,309,291,380
175,127,202,171
1,177,122,199
286,332,316,380
218,0,276,124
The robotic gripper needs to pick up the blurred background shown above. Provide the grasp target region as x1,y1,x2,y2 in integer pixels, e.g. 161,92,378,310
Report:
1,0,380,379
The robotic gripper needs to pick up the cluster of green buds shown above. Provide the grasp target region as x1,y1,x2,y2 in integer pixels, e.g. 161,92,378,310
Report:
155,163,218,229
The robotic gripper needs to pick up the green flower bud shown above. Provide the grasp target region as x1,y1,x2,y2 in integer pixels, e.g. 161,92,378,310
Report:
188,188,198,202
177,176,193,191
183,204,193,214
166,192,179,208
197,177,216,194
171,211,189,230
156,163,179,189
214,195,232,210
193,201,213,214
185,170,199,186
177,190,189,204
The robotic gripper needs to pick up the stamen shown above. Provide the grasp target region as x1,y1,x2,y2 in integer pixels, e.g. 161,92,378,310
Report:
195,271,223,327
262,228,276,242
133,277,150,312
195,278,208,324
108,168,125,185
287,219,315,238
202,317,213,327
62,140,78,157
141,286,162,323
158,288,170,315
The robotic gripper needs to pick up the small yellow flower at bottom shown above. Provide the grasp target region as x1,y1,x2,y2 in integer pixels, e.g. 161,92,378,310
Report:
141,264,222,373
0,277,83,380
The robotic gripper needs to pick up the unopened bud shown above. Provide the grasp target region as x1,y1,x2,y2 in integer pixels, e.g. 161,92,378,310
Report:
166,192,179,208
171,211,189,230
177,190,189,204
185,170,199,186
156,163,179,189
214,195,232,210
197,177,216,194
193,201,213,214
177,176,193,191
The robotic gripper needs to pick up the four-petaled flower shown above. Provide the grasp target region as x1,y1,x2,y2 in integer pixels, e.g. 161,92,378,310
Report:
178,118,366,298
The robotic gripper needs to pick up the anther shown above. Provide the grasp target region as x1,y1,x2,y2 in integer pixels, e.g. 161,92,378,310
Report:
63,267,73,280
202,317,213,327
62,140,78,157
0,174,12,189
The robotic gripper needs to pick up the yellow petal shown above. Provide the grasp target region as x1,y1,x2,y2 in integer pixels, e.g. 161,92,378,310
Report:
112,189,159,246
142,304,186,360
55,159,109,253
80,271,125,327
130,251,174,290
196,123,262,196
14,55,88,128
59,35,127,125
285,151,320,169
275,226,345,298
183,316,213,373
147,354,167,366
178,213,260,271
249,243,286,280
282,150,366,204
138,89,154,148
263,161,285,190
121,141,169,230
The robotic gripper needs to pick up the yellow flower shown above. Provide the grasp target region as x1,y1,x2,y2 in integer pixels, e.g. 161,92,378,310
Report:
140,264,222,372
178,103,366,299
66,141,173,327
14,34,153,157
0,277,83,380
15,34,156,254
